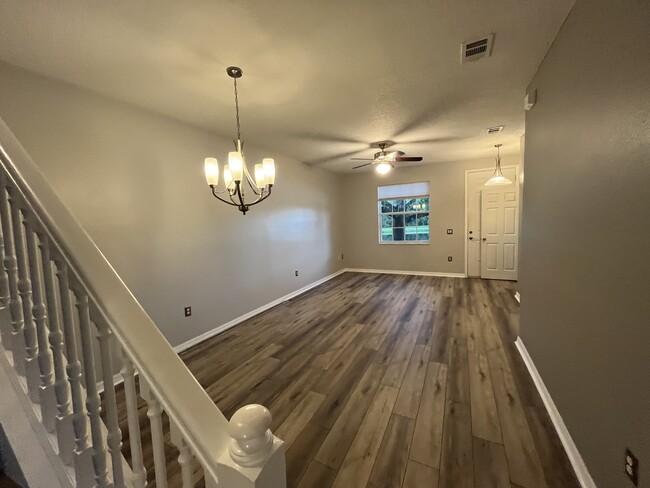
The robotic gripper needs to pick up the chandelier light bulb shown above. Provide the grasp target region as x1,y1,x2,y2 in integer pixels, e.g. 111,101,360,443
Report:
228,152,244,182
204,158,219,186
254,164,267,189
376,162,392,175
224,165,233,188
263,158,276,185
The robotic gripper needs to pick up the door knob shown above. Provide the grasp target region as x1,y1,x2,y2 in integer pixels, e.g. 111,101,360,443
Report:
482,238,487,241
468,236,474,240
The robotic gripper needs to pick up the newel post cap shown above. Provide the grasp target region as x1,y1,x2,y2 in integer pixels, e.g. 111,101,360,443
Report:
229,404,274,467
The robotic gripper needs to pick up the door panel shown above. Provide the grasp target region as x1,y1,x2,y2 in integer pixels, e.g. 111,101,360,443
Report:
480,186,519,280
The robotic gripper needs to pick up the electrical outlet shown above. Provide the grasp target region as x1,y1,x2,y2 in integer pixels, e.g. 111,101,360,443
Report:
448,256,453,262
294,269,299,277
625,448,639,486
446,229,453,235
184,306,192,317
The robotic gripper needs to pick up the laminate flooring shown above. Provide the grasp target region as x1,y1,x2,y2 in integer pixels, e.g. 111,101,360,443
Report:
111,272,580,488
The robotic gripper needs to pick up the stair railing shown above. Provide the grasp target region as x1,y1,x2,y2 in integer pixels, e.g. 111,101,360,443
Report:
0,117,286,488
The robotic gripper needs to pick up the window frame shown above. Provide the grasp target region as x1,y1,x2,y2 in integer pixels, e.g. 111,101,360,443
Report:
377,193,430,245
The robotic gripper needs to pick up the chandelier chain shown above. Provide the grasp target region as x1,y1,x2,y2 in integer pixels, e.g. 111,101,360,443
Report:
233,77,242,143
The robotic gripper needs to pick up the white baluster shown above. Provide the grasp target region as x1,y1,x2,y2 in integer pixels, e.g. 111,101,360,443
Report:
170,420,195,488
25,217,57,431
56,261,94,487
0,183,11,343
93,310,124,488
9,188,40,402
40,238,74,462
75,291,112,488
120,355,147,488
0,181,26,375
141,380,168,488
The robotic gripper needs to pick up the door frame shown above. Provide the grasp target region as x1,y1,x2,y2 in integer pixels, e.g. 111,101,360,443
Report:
464,165,519,277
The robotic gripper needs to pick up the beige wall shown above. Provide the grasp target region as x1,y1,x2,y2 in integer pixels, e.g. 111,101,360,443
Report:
340,154,519,274
520,0,650,486
0,62,344,347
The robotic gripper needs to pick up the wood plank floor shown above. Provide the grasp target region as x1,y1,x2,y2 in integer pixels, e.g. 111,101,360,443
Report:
111,273,580,488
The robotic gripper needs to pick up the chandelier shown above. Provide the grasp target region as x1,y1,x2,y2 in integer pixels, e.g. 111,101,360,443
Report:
203,66,275,215
484,144,512,186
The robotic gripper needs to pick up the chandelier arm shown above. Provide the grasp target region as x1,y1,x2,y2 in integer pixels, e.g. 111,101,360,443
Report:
227,188,240,205
242,164,261,196
234,181,246,209
247,186,273,207
211,186,239,206
211,185,233,195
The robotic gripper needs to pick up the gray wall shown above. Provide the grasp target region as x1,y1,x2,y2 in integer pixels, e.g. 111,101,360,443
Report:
520,0,650,486
0,62,344,347
340,154,518,274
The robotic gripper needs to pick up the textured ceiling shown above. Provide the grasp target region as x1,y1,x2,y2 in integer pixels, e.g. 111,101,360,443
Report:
0,0,573,172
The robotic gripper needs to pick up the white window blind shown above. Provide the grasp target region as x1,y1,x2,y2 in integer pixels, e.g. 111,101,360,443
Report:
377,182,429,200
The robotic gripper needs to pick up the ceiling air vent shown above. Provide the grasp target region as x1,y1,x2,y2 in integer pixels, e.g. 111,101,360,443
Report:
487,125,504,135
461,34,494,64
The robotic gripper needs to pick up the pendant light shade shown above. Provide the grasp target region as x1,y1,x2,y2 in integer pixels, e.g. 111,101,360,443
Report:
485,144,512,186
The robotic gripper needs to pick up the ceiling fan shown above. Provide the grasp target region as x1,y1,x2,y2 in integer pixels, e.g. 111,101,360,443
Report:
351,142,423,174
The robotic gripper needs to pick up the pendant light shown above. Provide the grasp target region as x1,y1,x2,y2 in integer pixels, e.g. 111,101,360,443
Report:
484,144,512,186
203,66,276,215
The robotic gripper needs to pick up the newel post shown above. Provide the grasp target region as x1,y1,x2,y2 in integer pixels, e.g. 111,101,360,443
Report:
210,404,286,488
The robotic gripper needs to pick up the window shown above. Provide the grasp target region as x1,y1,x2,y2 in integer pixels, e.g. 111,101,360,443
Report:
378,182,430,243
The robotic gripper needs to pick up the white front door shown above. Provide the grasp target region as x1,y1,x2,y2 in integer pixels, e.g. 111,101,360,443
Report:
465,167,518,277
480,186,519,280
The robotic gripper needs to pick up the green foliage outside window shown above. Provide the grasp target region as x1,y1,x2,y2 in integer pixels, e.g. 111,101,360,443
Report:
378,197,429,242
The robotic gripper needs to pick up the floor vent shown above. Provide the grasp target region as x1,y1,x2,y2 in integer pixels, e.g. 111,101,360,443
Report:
461,34,494,64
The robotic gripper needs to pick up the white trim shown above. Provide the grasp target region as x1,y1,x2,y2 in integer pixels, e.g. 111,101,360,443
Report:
345,268,466,278
464,164,518,277
514,337,597,488
514,291,520,303
173,268,348,353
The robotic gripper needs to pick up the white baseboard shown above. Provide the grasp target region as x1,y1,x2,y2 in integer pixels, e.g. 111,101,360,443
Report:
172,266,464,354
345,268,467,278
173,268,348,353
514,337,596,488
514,291,521,303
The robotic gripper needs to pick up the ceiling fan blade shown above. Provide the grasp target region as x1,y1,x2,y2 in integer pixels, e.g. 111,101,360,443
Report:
352,162,374,169
386,151,405,158
394,156,423,162
350,158,374,161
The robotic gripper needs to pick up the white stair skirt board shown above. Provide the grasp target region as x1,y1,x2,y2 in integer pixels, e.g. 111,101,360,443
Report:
515,291,521,303
345,268,467,278
174,268,348,353
514,337,597,488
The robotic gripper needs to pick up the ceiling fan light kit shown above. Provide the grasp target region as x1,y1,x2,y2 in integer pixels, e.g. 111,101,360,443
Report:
203,66,276,215
351,142,423,174
484,144,512,186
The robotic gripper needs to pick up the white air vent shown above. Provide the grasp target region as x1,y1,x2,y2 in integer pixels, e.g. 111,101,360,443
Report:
461,34,494,64
487,125,504,135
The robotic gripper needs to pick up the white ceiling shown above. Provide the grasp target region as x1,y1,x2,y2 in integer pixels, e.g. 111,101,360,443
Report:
0,0,573,172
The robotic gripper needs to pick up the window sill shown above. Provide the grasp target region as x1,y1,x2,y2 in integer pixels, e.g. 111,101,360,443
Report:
378,241,430,245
